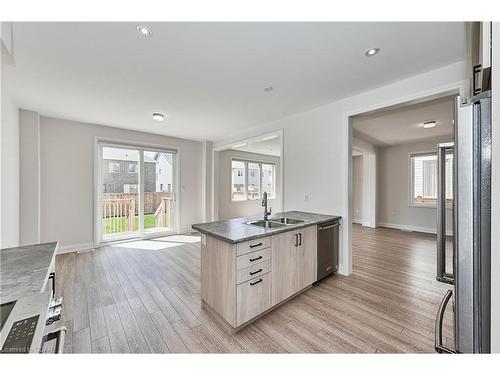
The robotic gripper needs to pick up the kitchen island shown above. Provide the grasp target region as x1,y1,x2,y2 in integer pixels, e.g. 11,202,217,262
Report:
192,211,340,332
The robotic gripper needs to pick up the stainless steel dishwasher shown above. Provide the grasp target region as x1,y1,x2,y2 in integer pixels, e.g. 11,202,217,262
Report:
316,219,340,281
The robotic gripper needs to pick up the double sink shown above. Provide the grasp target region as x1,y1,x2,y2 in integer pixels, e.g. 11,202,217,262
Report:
246,217,304,229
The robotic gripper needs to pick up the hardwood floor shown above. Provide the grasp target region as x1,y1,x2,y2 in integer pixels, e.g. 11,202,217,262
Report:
54,226,454,353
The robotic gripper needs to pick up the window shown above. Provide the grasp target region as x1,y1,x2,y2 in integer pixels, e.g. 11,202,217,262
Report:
231,160,246,201
123,183,138,193
410,152,453,206
127,163,137,173
108,161,120,173
247,163,261,200
261,163,275,199
231,159,276,202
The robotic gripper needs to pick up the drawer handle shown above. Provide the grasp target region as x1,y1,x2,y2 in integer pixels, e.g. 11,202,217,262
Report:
249,242,263,248
249,255,263,262
249,268,262,275
250,279,263,286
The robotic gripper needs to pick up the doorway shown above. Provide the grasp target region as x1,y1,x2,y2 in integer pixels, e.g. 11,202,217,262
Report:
96,142,177,244
348,93,460,350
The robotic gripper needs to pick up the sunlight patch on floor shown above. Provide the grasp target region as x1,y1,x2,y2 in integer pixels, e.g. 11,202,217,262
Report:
110,240,182,251
151,235,201,244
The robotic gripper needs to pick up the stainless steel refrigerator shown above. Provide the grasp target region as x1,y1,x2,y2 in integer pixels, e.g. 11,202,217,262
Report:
434,91,491,354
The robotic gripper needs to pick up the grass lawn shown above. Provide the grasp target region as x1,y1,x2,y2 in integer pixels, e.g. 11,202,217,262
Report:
103,214,156,234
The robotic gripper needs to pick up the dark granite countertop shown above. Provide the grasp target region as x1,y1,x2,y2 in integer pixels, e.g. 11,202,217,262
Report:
192,211,341,244
0,242,58,302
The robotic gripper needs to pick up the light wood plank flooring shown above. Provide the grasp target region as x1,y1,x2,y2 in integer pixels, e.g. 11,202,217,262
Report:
54,226,454,353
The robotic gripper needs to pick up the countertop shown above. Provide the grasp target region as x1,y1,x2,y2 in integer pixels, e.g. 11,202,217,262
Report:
0,242,58,302
192,210,341,244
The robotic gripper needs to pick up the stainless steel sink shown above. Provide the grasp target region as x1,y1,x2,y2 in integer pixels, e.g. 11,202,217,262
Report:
246,220,286,228
269,217,304,225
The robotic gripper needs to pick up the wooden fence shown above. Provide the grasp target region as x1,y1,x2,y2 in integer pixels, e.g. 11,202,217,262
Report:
153,196,172,228
102,192,173,235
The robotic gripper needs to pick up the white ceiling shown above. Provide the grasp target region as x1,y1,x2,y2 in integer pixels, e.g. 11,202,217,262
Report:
352,95,455,146
4,22,467,142
231,136,281,156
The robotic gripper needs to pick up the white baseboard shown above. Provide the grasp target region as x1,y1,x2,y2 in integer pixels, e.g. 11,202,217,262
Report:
56,242,95,254
377,222,453,236
351,219,363,225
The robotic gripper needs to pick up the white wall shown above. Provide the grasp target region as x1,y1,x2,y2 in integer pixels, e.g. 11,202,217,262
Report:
214,60,469,275
202,141,213,222
352,155,363,223
218,149,281,220
352,137,378,228
376,138,454,234
0,63,19,248
19,109,40,245
32,115,204,252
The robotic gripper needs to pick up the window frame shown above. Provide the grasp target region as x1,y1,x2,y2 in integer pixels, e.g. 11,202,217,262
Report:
230,158,276,203
408,151,453,209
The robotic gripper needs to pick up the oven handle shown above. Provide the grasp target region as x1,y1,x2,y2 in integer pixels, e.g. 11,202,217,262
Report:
434,290,456,354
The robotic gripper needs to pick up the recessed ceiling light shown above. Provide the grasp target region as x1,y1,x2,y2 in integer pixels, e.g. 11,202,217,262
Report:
423,121,437,129
152,112,165,121
263,86,273,93
136,25,152,37
364,47,380,57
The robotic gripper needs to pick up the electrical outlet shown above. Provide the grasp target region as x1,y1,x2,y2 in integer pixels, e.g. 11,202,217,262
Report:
304,193,309,201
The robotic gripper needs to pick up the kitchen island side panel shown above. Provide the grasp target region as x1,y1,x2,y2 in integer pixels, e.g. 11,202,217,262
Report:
201,235,237,327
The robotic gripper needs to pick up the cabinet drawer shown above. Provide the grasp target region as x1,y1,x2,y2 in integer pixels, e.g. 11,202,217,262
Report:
237,260,271,284
236,247,271,270
236,237,271,256
236,273,271,326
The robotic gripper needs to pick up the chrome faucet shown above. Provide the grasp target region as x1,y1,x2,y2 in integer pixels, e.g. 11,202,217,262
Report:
262,191,271,221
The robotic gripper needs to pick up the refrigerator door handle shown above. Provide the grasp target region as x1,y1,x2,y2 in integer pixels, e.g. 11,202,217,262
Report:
436,143,455,284
434,289,456,354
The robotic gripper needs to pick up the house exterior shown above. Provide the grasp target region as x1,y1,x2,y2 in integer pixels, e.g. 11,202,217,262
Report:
154,152,173,193
102,149,173,194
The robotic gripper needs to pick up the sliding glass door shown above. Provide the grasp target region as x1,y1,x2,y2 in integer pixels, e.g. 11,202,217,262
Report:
143,151,175,235
101,146,140,241
97,143,177,243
